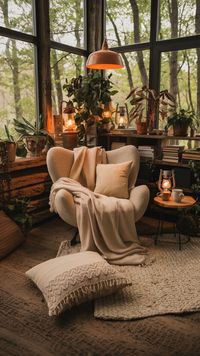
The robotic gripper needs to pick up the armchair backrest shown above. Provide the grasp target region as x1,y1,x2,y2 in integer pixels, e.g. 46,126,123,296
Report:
106,145,140,188
47,145,140,187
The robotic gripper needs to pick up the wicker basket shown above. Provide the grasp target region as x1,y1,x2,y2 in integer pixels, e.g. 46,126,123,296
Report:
0,211,25,260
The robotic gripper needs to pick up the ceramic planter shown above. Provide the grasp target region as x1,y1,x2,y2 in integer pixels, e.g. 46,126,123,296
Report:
173,124,189,137
5,141,16,162
62,131,79,150
26,135,46,156
136,122,147,135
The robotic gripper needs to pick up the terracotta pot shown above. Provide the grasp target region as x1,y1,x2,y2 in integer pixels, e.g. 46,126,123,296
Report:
173,124,188,137
26,135,46,156
62,131,79,150
136,122,147,135
5,142,16,162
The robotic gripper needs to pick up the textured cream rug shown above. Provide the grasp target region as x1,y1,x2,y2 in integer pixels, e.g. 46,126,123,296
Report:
94,236,200,320
57,236,200,320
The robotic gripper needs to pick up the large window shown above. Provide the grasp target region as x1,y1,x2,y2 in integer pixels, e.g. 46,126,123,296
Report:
159,0,199,40
0,38,36,136
160,49,199,126
49,0,86,118
49,0,85,48
0,0,200,138
106,0,150,47
107,50,150,106
0,0,36,139
0,0,33,34
51,50,85,115
106,0,200,130
0,0,86,138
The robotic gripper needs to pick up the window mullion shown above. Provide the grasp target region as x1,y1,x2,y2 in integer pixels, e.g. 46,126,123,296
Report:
35,0,52,131
149,0,160,93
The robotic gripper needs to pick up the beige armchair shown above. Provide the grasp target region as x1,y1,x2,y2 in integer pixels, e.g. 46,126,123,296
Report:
47,145,150,228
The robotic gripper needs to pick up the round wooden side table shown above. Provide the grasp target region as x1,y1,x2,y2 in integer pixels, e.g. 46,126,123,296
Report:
153,195,196,250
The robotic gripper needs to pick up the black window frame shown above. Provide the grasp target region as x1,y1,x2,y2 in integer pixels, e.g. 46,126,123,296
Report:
105,0,200,126
1,0,200,129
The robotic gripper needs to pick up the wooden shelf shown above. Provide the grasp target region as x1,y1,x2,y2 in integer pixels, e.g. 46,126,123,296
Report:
155,159,189,168
104,131,166,139
0,156,47,173
99,130,200,141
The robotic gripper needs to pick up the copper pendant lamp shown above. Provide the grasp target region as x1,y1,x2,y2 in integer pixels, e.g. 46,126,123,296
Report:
86,38,124,70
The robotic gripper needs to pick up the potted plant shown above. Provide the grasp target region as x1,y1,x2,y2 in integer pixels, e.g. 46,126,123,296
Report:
126,86,175,134
165,109,196,137
0,195,32,259
14,116,54,156
0,196,32,235
189,160,200,200
63,71,118,144
176,159,200,237
96,117,115,133
0,125,27,163
0,126,16,162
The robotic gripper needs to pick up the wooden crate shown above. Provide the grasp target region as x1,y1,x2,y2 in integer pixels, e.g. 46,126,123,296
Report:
0,156,54,225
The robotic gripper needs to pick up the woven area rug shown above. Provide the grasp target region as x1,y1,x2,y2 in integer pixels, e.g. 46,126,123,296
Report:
94,236,200,320
58,236,200,321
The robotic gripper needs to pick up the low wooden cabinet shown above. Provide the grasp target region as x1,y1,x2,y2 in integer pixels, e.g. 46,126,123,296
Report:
0,156,53,225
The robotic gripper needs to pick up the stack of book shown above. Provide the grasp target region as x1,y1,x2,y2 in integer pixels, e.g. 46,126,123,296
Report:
138,146,154,161
162,145,185,163
182,148,200,163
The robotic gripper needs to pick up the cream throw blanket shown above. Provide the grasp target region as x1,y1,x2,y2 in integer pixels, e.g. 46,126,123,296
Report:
49,147,148,265
70,146,107,191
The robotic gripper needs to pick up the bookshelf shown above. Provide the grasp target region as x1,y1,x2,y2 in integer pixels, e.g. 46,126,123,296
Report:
98,130,200,190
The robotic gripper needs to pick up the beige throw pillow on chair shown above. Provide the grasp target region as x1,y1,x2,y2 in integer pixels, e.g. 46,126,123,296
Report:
94,160,132,199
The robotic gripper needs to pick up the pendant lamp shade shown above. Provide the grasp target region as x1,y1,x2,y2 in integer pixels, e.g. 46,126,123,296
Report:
86,39,124,70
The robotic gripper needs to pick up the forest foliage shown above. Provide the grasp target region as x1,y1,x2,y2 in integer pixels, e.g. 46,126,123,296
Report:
0,0,199,138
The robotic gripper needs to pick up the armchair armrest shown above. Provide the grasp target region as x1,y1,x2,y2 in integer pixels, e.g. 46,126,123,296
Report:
129,185,150,222
47,147,74,182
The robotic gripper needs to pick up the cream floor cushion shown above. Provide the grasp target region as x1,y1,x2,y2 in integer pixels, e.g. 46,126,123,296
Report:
26,251,131,316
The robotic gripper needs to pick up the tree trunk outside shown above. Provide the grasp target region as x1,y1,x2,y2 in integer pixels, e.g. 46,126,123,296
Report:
107,10,133,90
129,0,148,86
74,0,82,77
11,40,22,119
196,0,200,122
51,49,63,113
1,0,22,119
186,53,195,113
168,0,178,103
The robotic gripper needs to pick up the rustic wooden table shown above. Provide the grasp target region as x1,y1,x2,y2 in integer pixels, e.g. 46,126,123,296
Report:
153,195,196,250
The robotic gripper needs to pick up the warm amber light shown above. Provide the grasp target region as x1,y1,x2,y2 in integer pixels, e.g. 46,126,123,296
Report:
86,39,124,70
64,113,76,131
86,63,123,70
103,110,112,118
47,107,54,134
115,105,128,129
161,179,171,190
